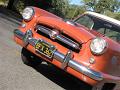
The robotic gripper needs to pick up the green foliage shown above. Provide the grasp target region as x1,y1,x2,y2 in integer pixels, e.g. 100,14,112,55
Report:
0,0,6,2
82,0,97,11
82,0,120,13
65,5,85,19
47,0,68,18
114,13,120,20
0,0,8,5
16,0,24,13
2,0,120,20
16,0,68,18
81,0,120,20
105,10,120,20
95,0,120,13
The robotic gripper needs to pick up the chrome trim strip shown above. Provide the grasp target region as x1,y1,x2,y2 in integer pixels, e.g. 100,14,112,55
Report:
36,25,80,50
54,51,65,62
36,25,50,35
68,60,103,81
14,29,24,39
14,29,103,81
56,35,79,49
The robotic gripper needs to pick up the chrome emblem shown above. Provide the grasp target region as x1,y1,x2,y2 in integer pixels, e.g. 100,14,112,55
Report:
49,30,59,40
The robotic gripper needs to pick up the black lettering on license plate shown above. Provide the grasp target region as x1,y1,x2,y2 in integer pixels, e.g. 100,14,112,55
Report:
35,40,55,58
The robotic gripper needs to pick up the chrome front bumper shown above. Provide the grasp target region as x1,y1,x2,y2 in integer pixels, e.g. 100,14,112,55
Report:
14,29,103,81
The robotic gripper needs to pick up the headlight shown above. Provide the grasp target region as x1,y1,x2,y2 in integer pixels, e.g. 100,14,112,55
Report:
22,7,34,21
90,37,107,55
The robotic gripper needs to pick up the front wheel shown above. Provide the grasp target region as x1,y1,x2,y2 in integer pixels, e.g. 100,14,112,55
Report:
21,48,42,66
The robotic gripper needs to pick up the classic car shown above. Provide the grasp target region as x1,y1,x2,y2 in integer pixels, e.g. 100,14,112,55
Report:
14,7,120,90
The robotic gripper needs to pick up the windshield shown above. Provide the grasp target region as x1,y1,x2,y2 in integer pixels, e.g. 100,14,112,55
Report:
74,14,120,43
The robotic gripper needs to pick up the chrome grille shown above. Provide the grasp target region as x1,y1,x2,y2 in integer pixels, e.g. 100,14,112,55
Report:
36,25,80,52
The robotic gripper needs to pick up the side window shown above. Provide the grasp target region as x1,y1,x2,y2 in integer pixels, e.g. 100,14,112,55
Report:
106,29,120,43
97,28,106,34
75,15,94,29
96,24,120,43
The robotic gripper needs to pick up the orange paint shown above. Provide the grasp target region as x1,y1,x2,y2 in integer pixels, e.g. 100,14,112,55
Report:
14,7,120,86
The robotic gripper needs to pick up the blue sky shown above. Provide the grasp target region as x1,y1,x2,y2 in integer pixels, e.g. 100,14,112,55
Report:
70,0,82,5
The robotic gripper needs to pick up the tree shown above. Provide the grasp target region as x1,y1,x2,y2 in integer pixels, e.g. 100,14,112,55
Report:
110,0,120,12
48,0,68,17
30,0,68,18
82,0,97,11
7,0,15,9
6,0,68,18
105,10,120,20
65,5,85,19
95,0,111,13
82,0,120,13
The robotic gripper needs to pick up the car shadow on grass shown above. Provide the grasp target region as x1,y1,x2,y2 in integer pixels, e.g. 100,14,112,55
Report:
31,62,92,90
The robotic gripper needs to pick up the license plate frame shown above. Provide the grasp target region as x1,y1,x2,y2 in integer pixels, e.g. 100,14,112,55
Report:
35,39,56,59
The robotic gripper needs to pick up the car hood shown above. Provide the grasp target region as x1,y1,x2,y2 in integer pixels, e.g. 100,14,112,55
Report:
37,16,96,43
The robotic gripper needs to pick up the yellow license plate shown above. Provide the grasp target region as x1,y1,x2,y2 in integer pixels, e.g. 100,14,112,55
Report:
35,40,55,58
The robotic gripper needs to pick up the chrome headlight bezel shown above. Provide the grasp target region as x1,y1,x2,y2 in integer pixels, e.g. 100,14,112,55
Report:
22,7,34,21
90,37,108,55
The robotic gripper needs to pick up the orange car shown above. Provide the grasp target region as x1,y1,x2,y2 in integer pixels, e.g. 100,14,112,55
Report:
14,7,120,90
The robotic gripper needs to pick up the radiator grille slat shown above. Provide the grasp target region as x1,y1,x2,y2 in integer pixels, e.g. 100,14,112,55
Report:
36,25,81,52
